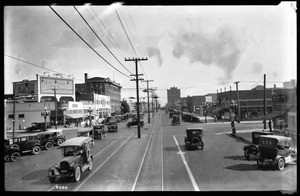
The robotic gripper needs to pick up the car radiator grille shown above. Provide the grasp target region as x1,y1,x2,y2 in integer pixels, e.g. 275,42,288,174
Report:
59,161,70,173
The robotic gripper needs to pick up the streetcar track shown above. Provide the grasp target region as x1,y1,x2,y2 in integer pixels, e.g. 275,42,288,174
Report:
131,112,160,191
48,130,134,191
74,132,135,191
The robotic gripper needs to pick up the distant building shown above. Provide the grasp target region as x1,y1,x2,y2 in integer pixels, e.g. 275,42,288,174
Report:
75,73,122,114
167,86,181,106
283,79,296,89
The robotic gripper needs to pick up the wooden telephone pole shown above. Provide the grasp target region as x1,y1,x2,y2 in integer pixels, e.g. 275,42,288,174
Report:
125,57,147,138
142,80,154,124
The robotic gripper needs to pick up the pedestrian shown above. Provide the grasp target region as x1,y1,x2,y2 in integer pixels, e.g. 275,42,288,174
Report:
268,119,272,132
214,115,217,122
231,120,236,134
222,115,224,123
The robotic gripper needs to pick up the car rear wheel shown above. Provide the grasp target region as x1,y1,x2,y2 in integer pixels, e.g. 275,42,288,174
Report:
45,142,53,150
74,166,81,182
32,145,41,155
244,149,251,159
10,151,21,162
57,139,64,146
277,157,285,171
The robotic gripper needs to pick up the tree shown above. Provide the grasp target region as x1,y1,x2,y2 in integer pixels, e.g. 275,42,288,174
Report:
121,99,130,114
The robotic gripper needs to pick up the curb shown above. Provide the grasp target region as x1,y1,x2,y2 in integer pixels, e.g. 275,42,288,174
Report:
227,133,252,144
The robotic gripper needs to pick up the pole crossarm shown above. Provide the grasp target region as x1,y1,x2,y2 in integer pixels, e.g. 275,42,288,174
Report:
126,57,148,138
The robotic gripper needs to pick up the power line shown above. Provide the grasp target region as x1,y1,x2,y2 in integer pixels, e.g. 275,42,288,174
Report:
4,54,85,82
115,9,148,83
49,5,131,79
74,6,133,76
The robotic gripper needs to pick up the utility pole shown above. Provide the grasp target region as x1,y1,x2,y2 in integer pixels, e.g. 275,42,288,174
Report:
52,87,58,129
142,80,154,124
12,82,16,139
125,57,147,138
234,81,241,123
263,74,266,129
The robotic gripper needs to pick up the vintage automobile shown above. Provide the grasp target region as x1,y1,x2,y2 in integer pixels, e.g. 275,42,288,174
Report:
8,134,42,155
257,135,297,170
126,119,144,128
26,122,51,132
93,124,106,139
169,112,174,118
243,131,273,159
4,139,21,162
77,128,95,145
107,121,118,132
184,128,204,150
48,137,93,183
171,115,181,126
37,129,66,150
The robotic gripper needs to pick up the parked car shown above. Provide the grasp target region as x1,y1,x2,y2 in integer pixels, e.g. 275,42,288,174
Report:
107,121,118,132
37,129,66,150
172,115,181,126
93,124,106,139
77,128,95,145
4,139,21,162
243,131,273,159
48,137,93,182
126,119,144,128
8,134,42,155
169,112,174,118
257,135,297,170
26,122,51,132
184,128,204,150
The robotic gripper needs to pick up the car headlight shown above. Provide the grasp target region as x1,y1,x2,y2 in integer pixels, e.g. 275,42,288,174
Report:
54,163,59,168
69,162,75,167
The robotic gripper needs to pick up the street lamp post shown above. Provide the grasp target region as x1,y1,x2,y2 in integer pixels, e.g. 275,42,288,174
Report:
41,107,50,131
203,103,207,123
88,107,93,127
154,96,158,113
230,100,237,134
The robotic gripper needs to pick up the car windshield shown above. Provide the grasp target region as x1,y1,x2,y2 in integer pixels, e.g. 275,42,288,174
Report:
62,146,79,156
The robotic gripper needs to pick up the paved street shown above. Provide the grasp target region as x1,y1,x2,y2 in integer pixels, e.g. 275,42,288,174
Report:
4,111,297,192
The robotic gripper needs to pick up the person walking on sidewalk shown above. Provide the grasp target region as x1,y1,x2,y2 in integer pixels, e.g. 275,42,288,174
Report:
268,119,272,132
231,119,236,134
222,115,224,123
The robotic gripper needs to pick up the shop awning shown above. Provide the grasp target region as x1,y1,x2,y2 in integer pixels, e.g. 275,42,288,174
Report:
65,113,88,119
262,105,294,119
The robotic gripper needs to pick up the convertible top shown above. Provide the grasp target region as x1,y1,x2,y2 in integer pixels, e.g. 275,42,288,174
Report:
58,137,92,148
259,135,291,142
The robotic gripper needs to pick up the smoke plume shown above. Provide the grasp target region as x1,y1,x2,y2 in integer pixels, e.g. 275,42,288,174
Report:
147,46,163,66
171,24,248,80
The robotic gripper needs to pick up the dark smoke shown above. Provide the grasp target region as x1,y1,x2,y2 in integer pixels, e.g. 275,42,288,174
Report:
147,46,163,66
171,25,248,80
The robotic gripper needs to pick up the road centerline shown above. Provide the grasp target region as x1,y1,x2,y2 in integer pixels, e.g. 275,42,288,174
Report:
173,135,200,191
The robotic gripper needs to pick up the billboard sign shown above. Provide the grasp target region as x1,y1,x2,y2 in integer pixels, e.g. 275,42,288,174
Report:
40,76,74,95
205,96,213,103
14,80,37,96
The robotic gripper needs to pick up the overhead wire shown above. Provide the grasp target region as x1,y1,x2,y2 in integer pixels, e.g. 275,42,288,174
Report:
49,5,131,79
88,7,129,65
73,6,133,75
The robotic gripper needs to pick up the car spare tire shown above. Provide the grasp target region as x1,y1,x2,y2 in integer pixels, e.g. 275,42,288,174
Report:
191,137,200,145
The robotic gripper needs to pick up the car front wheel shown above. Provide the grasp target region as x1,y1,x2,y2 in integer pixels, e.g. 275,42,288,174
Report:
74,166,81,182
277,157,285,171
10,151,21,162
32,146,41,155
57,139,64,146
244,149,251,159
88,159,93,171
45,142,53,150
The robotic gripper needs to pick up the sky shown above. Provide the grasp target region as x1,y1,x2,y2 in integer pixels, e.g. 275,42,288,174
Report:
4,2,297,106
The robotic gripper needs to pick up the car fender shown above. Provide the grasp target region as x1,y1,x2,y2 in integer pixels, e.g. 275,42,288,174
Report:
274,155,284,163
49,166,60,176
244,145,257,152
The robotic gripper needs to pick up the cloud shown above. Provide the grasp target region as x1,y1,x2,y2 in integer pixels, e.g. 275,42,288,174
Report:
170,24,248,81
147,47,163,66
251,62,263,75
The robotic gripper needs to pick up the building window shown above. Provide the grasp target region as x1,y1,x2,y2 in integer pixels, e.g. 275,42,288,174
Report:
8,114,14,119
19,114,25,118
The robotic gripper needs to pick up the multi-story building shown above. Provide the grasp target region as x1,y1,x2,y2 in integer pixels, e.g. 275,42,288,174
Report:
75,73,122,114
167,86,181,106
